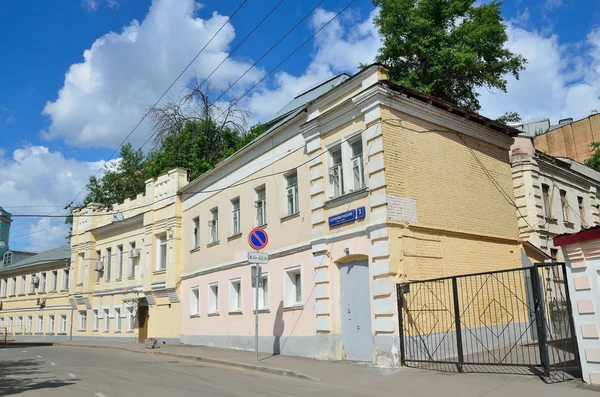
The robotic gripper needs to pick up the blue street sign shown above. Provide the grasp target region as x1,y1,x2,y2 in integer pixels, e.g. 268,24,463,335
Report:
328,206,366,228
248,228,269,250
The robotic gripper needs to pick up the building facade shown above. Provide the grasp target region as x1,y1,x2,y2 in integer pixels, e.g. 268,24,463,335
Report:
69,168,188,343
511,137,600,261
0,246,72,341
178,64,523,365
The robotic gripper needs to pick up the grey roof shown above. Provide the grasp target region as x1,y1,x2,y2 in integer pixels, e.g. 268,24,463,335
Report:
6,246,70,270
269,74,350,122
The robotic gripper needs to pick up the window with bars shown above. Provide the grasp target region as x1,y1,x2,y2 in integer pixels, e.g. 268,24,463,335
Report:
285,172,299,216
255,186,266,226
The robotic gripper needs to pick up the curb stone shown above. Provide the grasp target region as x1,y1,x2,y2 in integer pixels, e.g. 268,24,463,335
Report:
55,343,320,382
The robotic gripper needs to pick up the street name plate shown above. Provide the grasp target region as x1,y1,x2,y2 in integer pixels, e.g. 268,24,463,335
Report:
248,252,269,264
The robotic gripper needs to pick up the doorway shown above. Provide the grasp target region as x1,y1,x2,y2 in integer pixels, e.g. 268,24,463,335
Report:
339,260,373,361
137,299,149,343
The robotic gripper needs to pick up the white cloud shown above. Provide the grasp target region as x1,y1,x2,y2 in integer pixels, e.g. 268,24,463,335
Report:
478,24,600,123
83,0,119,12
0,146,104,251
45,0,263,148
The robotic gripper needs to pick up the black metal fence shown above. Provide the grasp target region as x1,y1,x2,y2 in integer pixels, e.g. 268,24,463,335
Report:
397,263,580,381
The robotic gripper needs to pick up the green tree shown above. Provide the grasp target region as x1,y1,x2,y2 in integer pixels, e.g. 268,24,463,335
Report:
496,111,521,125
373,0,526,111
584,142,600,172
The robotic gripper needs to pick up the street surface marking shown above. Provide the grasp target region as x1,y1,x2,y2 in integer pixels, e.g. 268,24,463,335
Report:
95,393,107,397
36,355,42,358
21,350,27,353
50,362,56,366
68,373,76,378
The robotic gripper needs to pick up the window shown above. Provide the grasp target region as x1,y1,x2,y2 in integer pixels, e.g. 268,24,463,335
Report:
190,286,200,316
29,274,36,294
114,308,122,332
0,278,6,297
208,282,219,314
104,248,112,281
578,196,585,224
95,250,102,283
560,190,569,221
550,248,558,261
10,277,16,296
284,267,302,307
62,268,70,290
192,217,200,249
255,186,267,226
39,272,46,293
3,251,11,266
231,198,241,236
36,315,43,333
126,306,135,332
229,279,242,312
50,270,57,291
157,233,167,271
16,316,23,333
286,172,299,216
116,245,123,280
103,308,110,332
254,273,269,310
26,315,33,333
7,316,13,333
48,315,55,334
92,309,99,331
78,253,85,284
20,275,26,295
78,310,87,331
0,316,4,331
350,137,365,191
59,314,67,334
128,241,137,278
328,146,344,198
209,208,219,244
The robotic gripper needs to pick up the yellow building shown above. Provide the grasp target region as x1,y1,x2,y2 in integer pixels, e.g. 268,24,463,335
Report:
178,64,523,365
0,246,72,341
69,168,188,343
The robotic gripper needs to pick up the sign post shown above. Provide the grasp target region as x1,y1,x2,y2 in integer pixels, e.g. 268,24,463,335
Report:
248,228,268,361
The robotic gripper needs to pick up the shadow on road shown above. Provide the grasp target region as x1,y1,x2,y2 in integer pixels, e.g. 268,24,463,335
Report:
0,358,75,396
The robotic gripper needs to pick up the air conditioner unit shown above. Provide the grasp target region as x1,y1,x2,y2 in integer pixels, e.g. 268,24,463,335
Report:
129,248,140,258
36,297,46,306
31,275,39,285
95,261,104,272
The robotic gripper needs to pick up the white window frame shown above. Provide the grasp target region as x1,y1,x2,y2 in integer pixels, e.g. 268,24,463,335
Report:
231,198,241,236
26,315,33,333
92,309,99,331
229,278,242,313
59,314,67,334
0,316,4,331
255,185,267,227
285,172,299,216
3,251,11,266
62,268,70,290
209,208,219,244
156,233,168,271
36,315,43,333
253,272,269,311
29,274,36,294
560,189,570,221
283,266,303,308
78,253,85,284
126,306,135,332
39,272,46,293
10,277,16,296
128,241,137,279
47,314,55,334
16,316,23,333
0,278,6,298
190,286,200,316
103,308,110,332
50,270,58,291
104,248,112,282
114,307,122,332
192,217,200,249
116,245,123,280
20,275,26,295
7,316,13,333
349,135,365,192
328,145,344,199
95,250,102,283
208,282,219,314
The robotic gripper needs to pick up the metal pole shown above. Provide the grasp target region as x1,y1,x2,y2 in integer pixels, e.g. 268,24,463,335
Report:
255,263,260,361
451,277,464,373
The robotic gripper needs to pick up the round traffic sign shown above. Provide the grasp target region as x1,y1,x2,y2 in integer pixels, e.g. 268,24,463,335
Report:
248,228,268,250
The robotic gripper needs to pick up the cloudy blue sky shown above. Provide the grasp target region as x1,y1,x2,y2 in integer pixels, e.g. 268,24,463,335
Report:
1,0,599,250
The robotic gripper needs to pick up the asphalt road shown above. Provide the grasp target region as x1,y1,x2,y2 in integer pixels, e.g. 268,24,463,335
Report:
0,346,368,397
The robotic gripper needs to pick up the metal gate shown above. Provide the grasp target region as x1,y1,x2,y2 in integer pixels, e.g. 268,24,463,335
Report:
397,263,580,380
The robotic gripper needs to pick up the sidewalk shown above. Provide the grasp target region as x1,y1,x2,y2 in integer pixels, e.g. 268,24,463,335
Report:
54,341,599,396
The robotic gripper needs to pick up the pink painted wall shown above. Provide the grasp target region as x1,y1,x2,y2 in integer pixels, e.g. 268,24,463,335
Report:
181,249,316,338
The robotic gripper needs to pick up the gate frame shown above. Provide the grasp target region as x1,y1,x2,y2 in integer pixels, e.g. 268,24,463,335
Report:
396,263,581,378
